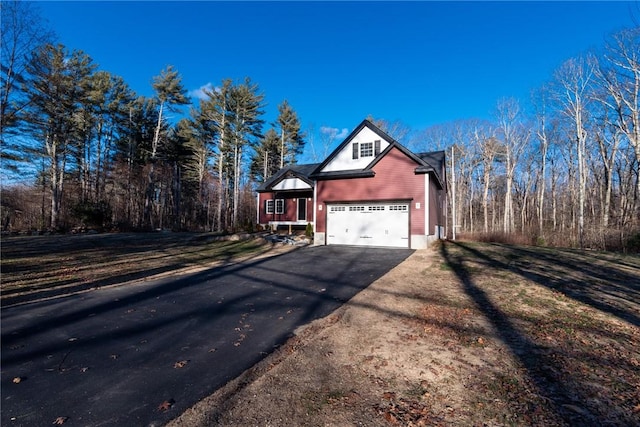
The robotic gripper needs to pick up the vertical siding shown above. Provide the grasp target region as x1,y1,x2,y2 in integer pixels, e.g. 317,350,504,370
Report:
316,147,425,235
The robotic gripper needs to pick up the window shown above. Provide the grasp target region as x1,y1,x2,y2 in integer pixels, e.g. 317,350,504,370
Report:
360,142,373,157
368,205,385,211
275,199,285,214
389,205,408,211
330,206,346,212
266,199,285,214
349,206,365,211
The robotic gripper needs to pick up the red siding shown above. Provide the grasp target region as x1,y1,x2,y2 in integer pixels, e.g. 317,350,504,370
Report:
316,147,425,234
258,191,313,224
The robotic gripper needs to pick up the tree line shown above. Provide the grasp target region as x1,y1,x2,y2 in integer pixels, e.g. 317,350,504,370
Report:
1,2,639,252
413,27,639,251
1,1,304,233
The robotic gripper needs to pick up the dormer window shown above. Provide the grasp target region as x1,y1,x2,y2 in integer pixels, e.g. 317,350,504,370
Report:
360,142,373,157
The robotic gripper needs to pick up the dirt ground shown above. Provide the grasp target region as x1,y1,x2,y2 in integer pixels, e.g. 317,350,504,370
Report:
168,241,640,427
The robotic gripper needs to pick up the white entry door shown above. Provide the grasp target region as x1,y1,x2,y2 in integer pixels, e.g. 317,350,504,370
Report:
326,203,409,248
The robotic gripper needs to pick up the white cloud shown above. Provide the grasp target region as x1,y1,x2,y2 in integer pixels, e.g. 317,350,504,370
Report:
320,126,349,140
189,82,216,100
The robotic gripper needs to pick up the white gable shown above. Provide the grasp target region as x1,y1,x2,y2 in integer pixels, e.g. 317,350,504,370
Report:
272,177,312,191
320,126,391,172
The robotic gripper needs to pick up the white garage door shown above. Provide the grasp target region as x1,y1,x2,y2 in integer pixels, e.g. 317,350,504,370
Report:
326,203,409,248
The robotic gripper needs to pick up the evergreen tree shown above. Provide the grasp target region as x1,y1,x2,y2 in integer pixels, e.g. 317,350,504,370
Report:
22,43,95,229
228,78,264,228
199,79,233,231
276,100,305,167
250,128,280,182
143,65,189,229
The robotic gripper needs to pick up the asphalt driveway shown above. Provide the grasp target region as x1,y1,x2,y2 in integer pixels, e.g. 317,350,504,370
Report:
1,245,412,426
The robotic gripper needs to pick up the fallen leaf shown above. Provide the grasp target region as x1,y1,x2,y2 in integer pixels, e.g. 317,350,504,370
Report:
174,360,188,368
383,391,396,401
12,376,22,384
158,399,174,412
383,411,398,424
52,416,68,425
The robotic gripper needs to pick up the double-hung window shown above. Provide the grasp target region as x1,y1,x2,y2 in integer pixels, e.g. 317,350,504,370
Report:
266,199,285,214
275,199,284,214
264,199,284,215
353,140,381,159
360,142,373,157
265,200,274,214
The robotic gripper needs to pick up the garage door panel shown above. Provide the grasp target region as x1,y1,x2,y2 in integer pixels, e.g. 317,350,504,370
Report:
327,203,409,248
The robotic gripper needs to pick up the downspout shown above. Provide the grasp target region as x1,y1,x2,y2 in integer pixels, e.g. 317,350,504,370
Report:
425,173,430,240
256,192,260,228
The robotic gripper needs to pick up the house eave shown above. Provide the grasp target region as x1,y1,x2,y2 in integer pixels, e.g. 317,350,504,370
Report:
310,170,375,180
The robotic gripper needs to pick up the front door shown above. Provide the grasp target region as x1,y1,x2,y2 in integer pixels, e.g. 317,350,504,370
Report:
297,198,306,221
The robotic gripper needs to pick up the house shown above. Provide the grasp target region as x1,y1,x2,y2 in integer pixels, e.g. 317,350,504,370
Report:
256,119,447,249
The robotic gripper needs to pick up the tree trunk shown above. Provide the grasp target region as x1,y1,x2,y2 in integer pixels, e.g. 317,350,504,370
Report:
538,137,548,235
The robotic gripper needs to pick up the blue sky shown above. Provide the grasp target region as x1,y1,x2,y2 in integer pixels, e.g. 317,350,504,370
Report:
36,1,636,157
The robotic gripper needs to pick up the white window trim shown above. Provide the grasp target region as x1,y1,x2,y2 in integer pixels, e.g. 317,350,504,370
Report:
275,199,285,214
360,142,374,157
266,199,275,214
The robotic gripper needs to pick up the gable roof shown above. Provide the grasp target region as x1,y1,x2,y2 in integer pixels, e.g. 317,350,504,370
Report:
256,119,447,192
309,119,446,190
256,163,320,192
311,119,395,175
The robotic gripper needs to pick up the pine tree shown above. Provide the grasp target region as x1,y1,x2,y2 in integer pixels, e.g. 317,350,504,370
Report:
22,43,95,229
228,78,264,229
276,100,305,168
199,79,233,231
250,128,280,182
144,65,189,229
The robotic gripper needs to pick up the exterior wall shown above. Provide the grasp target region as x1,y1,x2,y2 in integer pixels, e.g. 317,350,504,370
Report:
316,147,426,240
428,178,439,236
322,127,391,172
258,191,313,225
428,180,446,238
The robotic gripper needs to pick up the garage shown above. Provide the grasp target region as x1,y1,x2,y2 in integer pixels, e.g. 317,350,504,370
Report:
326,202,409,248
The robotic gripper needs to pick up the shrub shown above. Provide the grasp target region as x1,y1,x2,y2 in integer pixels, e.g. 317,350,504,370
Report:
305,222,314,238
71,200,112,229
626,232,640,253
